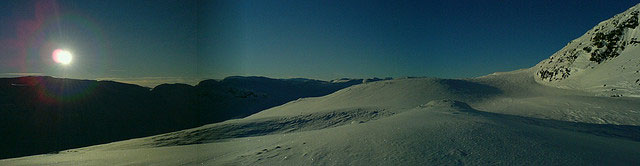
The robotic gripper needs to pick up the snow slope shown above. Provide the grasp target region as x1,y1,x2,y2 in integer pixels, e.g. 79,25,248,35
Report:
4,3,640,166
0,76,371,159
3,68,640,165
251,69,640,125
535,4,640,96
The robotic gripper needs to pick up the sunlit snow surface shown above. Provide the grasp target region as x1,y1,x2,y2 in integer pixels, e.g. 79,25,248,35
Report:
3,69,640,165
4,3,640,166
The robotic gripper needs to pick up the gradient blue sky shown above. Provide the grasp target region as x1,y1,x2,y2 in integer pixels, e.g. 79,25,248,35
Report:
1,0,639,86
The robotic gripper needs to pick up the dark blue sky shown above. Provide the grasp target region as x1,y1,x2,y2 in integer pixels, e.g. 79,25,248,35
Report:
1,0,639,86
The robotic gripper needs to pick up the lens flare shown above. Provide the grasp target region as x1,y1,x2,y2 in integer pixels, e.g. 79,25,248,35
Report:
53,49,73,65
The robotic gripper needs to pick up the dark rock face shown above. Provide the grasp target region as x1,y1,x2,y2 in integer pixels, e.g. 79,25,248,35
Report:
0,76,369,159
589,11,639,64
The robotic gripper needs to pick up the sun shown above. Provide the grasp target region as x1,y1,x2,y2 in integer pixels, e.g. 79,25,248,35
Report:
53,49,73,65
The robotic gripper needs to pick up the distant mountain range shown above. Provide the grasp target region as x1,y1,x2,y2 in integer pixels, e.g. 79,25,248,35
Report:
0,76,388,159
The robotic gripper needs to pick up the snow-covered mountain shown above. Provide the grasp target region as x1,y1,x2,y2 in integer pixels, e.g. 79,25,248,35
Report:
535,4,640,96
4,3,640,166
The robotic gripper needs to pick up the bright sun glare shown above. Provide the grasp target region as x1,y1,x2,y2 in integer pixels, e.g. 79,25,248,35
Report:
53,49,73,65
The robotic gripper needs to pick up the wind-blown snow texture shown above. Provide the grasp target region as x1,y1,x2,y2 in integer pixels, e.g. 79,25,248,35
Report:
0,76,378,159
3,3,640,166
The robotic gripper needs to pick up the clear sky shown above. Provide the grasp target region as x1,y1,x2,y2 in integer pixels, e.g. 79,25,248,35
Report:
1,0,639,87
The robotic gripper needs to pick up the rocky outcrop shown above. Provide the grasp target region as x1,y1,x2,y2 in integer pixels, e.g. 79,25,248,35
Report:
536,4,640,82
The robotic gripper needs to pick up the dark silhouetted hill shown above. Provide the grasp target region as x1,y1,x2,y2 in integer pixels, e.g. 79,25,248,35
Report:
0,76,381,159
